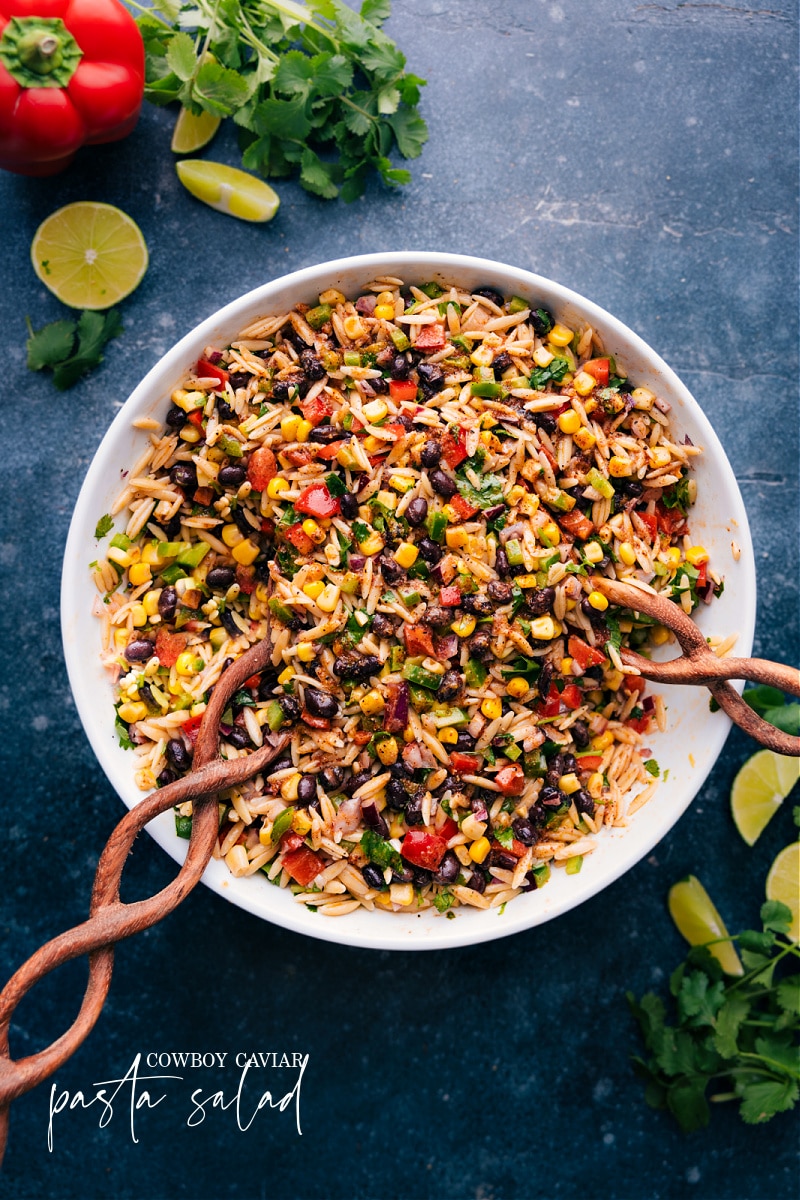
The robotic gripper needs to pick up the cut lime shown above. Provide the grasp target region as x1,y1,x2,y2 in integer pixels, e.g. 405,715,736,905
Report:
730,749,800,846
668,875,743,976
31,202,148,310
176,160,280,223
766,843,800,942
171,107,221,154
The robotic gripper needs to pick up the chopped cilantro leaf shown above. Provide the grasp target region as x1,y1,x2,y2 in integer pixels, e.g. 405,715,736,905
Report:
94,514,113,539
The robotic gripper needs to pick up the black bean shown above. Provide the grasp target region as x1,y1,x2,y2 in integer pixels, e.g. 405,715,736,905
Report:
405,497,428,527
231,506,255,537
299,348,326,381
341,769,374,797
391,865,414,884
581,598,608,628
138,681,156,708
124,638,154,663
277,695,301,722
256,673,276,700
418,537,443,565
166,738,192,771
512,817,536,845
361,863,386,890
218,464,247,489
308,424,342,444
158,587,178,622
442,775,463,792
156,767,178,788
390,760,414,778
433,851,460,885
272,376,299,402
417,363,444,395
462,593,493,617
227,727,251,750
492,351,513,376
420,440,442,468
228,371,251,390
320,765,343,791
339,492,359,519
412,867,432,889
268,756,294,777
574,790,595,817
169,463,197,491
165,405,186,428
333,653,381,681
164,515,183,542
405,792,425,825
467,629,492,661
490,847,518,871
488,581,513,604
206,567,236,591
467,867,487,894
397,414,414,430
390,355,410,380
297,775,318,806
216,399,236,422
456,731,476,751
571,719,590,749
538,662,553,702
527,801,547,827
221,608,242,638
619,479,644,497
370,375,389,394
387,778,409,808
535,413,556,435
473,287,504,309
368,613,394,640
495,548,510,578
421,604,450,627
530,307,554,337
379,555,406,584
430,469,457,498
527,587,556,617
304,687,339,720
438,670,463,701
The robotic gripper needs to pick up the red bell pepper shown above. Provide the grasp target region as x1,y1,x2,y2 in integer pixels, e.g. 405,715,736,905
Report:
282,846,324,886
697,561,708,589
299,392,333,427
301,710,331,731
236,565,256,594
656,502,684,536
540,683,562,718
440,428,468,468
389,379,418,403
247,446,277,490
0,0,144,176
187,409,205,429
285,524,315,554
280,832,304,854
627,713,652,734
568,635,607,670
438,816,458,842
491,837,528,859
414,323,446,352
637,511,659,540
560,683,583,710
403,624,436,657
582,358,610,385
450,494,479,521
382,422,408,441
559,510,594,541
494,764,525,795
294,482,340,518
400,829,448,870
154,628,189,668
196,358,229,387
181,714,204,744
313,441,344,460
449,751,481,774
623,674,647,694
577,754,603,771
439,586,461,606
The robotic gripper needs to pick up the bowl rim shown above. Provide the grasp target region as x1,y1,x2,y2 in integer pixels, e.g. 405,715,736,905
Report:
61,251,756,951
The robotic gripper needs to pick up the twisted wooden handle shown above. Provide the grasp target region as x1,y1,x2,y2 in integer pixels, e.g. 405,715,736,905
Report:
0,635,288,1165
590,576,800,756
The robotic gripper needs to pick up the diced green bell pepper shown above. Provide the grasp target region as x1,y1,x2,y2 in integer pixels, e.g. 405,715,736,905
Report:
470,381,503,399
505,539,525,566
465,658,487,688
390,328,410,352
307,304,332,330
176,542,210,568
265,700,285,731
585,468,615,500
268,597,295,624
402,663,442,691
425,510,448,543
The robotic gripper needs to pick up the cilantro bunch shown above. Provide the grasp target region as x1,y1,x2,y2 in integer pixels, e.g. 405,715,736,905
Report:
26,310,123,389
628,899,800,1132
135,0,428,200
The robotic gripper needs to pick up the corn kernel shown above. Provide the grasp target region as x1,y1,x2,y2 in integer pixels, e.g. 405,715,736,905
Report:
376,736,398,765
439,727,459,745
359,689,385,716
301,583,324,604
142,589,161,617
358,532,384,556
604,668,624,691
295,419,312,443
363,398,388,423
481,696,503,721
618,541,637,566
107,546,133,569
539,522,560,547
394,542,419,569
573,371,596,397
128,562,152,587
632,386,656,411
220,524,242,548
513,574,538,589
179,426,201,443
301,518,325,544
573,427,597,452
266,477,289,501
470,343,495,367
507,484,526,506
591,731,614,752
649,446,672,469
280,414,300,441
130,604,147,628
374,304,396,321
506,677,529,699
343,315,365,340
281,773,301,802
118,701,148,724
587,590,609,611
292,810,313,834
141,542,161,565
661,546,682,567
232,539,259,566
650,625,671,646
608,455,632,477
317,583,340,612
560,657,574,676
559,772,580,794
587,772,604,799
480,430,502,452
548,323,574,347
171,388,204,412
532,345,554,368
278,666,294,686
174,651,200,676
469,836,491,864
390,882,415,907
686,545,709,566
444,527,467,551
374,891,394,908
375,290,395,306
209,627,227,650
319,288,345,305
583,398,598,415
441,503,459,523
403,726,415,742
296,643,316,663
362,435,382,453
388,474,414,495
583,542,604,564
451,614,476,638
530,615,560,640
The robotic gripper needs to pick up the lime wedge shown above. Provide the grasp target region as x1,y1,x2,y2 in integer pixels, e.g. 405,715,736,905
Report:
176,160,280,223
730,749,800,846
668,875,743,976
31,202,148,310
766,843,800,942
171,107,221,154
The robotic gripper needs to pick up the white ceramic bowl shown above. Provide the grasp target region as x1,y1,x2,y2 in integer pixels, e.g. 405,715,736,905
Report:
61,252,755,950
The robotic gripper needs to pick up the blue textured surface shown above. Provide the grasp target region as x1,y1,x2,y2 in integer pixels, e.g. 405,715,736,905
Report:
1,2,798,1197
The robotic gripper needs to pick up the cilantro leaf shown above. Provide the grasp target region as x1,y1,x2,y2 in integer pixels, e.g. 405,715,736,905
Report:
493,826,514,849
359,828,402,874
742,687,800,735
661,473,692,513
165,30,197,81
115,717,134,751
27,309,123,390
737,1078,798,1125
94,514,113,539
455,472,505,511
26,318,75,370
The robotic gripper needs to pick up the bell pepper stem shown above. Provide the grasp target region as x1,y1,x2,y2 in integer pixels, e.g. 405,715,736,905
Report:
0,17,83,88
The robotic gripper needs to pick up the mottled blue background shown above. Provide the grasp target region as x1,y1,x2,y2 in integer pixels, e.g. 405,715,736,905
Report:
1,2,798,1197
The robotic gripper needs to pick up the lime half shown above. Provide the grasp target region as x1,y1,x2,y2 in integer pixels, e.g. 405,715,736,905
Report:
31,202,148,310
176,160,280,223
171,107,221,154
766,843,800,942
668,875,744,976
730,749,800,846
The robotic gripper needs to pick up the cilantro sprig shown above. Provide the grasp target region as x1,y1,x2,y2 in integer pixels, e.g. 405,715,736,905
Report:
26,310,123,390
136,0,428,201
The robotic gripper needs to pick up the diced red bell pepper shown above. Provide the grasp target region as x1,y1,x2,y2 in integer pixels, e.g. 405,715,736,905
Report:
313,441,345,460
577,755,604,771
540,444,558,472
568,635,607,670
368,454,387,468
560,683,584,710
438,816,458,842
414,323,446,352
389,379,418,402
352,730,373,746
295,482,340,519
491,837,528,859
247,446,278,491
624,674,647,694
656,502,683,536
282,846,324,886
400,829,448,870
559,510,595,541
439,586,461,606
237,565,257,595
383,422,408,441
450,494,479,521
540,683,563,719
301,710,331,731
196,358,229,386
283,448,313,467
242,674,261,689
181,714,204,744
187,409,205,429
627,713,652,734
637,511,659,540
449,751,481,774
260,518,276,538
285,524,316,555
697,561,708,589
494,764,525,795
193,486,214,507
300,393,334,427
582,358,610,385
280,832,304,853
440,428,468,468
155,628,189,668
403,624,437,657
